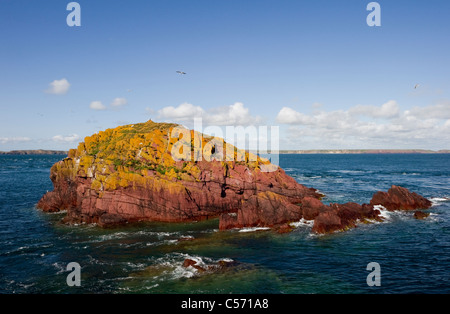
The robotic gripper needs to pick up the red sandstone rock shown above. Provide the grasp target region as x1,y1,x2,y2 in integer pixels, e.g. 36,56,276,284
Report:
300,196,328,220
311,186,431,234
218,191,303,230
311,203,381,234
97,213,128,228
36,174,78,212
370,185,432,211
37,121,323,230
182,259,206,272
275,223,295,234
182,259,197,268
413,211,430,220
182,258,238,274
38,158,320,227
216,259,238,269
36,123,432,236
311,211,342,234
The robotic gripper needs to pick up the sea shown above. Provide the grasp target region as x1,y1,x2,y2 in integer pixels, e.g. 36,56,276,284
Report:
0,154,449,294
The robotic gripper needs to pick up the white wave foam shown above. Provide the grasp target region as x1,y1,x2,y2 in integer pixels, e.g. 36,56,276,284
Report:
135,230,179,237
329,170,366,174
46,209,67,215
426,212,441,223
172,254,207,279
295,174,322,181
373,205,392,222
6,243,53,255
96,232,130,241
172,265,197,278
156,232,173,238
126,262,147,270
143,284,159,290
83,230,180,245
144,238,181,248
150,253,235,280
290,218,313,228
430,197,449,207
372,203,445,225
52,262,67,275
238,227,271,233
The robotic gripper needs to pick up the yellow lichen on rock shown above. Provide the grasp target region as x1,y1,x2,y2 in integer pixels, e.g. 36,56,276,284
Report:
50,120,277,195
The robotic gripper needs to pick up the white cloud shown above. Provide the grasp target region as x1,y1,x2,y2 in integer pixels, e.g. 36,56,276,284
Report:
89,101,106,111
276,107,312,125
110,97,128,108
407,101,450,119
45,78,70,95
89,98,128,111
158,103,205,121
52,134,81,143
208,102,263,126
0,137,31,144
276,100,450,150
277,101,401,125
157,102,262,126
349,100,400,119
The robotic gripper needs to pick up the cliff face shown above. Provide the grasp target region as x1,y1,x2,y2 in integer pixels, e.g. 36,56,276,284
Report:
37,120,432,233
37,120,321,228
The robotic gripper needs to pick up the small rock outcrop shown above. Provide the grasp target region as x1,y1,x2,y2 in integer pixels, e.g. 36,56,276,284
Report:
370,185,432,211
414,211,430,220
182,258,238,273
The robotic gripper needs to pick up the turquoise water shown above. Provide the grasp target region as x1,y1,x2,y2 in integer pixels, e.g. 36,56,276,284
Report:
0,154,449,294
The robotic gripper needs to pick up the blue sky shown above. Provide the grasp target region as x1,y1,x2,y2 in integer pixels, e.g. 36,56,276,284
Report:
1,0,449,151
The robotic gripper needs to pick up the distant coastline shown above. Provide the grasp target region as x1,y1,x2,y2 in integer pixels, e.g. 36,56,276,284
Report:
278,149,450,154
1,149,449,156
0,150,68,155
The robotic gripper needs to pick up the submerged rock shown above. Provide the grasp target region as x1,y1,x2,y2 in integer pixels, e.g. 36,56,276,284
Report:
182,258,239,274
182,259,207,272
275,223,295,234
414,211,430,220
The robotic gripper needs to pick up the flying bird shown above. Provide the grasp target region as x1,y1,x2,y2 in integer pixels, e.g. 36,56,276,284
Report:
176,71,186,75
414,84,420,89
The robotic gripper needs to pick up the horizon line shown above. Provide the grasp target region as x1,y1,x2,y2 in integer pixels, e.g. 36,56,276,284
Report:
1,148,450,155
